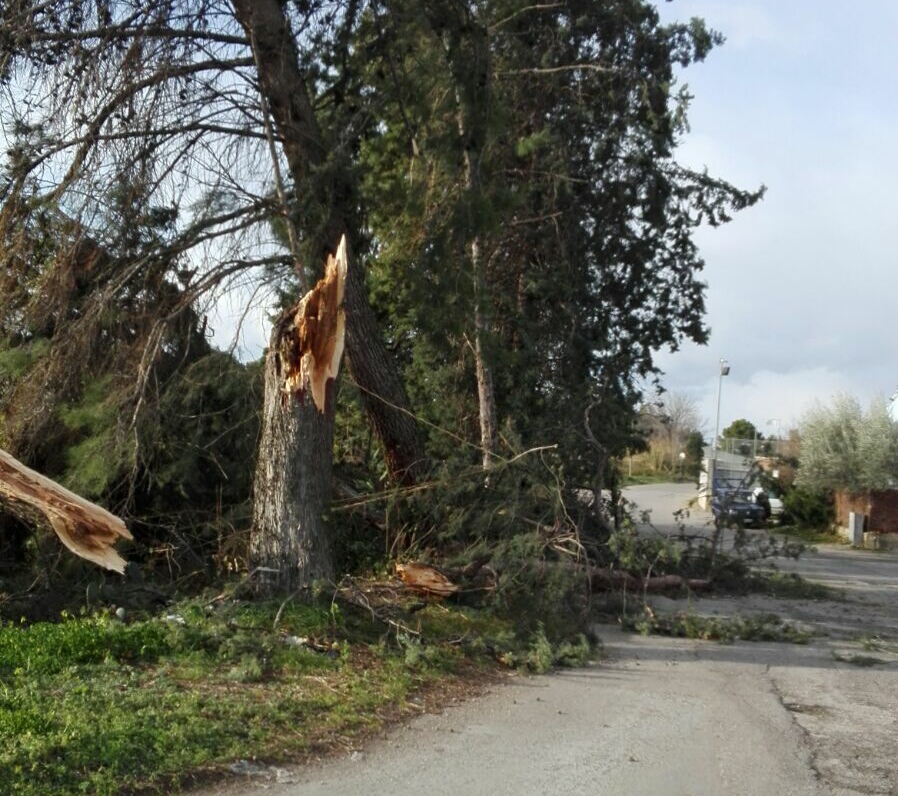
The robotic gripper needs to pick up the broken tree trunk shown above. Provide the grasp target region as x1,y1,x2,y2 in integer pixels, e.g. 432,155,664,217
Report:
0,448,132,573
250,238,349,594
231,0,426,485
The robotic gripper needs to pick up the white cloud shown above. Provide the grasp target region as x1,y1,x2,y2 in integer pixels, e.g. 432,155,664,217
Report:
651,1,898,442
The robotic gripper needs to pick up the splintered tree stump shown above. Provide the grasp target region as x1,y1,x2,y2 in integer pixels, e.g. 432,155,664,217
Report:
0,448,132,573
277,234,348,412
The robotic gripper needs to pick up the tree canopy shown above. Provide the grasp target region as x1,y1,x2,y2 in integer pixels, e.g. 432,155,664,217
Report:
0,0,763,582
721,419,762,442
797,394,898,493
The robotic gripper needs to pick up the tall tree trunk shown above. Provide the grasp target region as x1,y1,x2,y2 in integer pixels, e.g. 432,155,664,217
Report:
250,335,335,593
250,240,348,592
425,1,498,471
470,211,497,472
231,0,425,485
343,259,425,483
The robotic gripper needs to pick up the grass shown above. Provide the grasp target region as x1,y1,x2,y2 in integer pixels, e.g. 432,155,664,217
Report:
620,472,695,486
0,596,594,796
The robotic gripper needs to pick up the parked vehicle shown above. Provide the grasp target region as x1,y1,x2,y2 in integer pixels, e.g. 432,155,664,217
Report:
711,490,767,528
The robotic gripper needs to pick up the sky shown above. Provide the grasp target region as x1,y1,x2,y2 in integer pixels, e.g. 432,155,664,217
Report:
652,0,898,436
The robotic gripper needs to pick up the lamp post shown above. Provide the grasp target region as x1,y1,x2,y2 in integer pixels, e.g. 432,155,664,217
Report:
766,418,781,456
711,358,730,497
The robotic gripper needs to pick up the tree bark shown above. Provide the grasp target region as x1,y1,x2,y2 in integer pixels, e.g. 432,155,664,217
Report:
230,0,425,484
250,341,335,593
249,242,348,593
471,237,498,472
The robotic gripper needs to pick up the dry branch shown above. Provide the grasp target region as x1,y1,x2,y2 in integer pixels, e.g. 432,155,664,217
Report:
0,448,132,573
588,568,709,593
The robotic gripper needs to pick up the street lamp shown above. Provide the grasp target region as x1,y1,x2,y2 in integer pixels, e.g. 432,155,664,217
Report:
766,418,781,456
711,358,730,497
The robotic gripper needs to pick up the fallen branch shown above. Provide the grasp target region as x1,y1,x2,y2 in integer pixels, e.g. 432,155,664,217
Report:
588,568,710,593
0,448,132,573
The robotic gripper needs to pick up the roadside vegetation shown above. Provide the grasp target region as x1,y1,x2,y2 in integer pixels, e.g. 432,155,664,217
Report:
0,493,831,796
0,595,595,796
623,611,814,645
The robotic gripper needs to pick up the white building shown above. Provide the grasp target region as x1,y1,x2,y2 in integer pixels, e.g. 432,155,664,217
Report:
698,447,757,509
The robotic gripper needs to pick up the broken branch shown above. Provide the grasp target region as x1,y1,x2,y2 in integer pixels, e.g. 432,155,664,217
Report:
0,448,132,573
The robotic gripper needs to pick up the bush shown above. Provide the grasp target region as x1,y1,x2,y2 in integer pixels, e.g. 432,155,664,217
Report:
782,486,834,529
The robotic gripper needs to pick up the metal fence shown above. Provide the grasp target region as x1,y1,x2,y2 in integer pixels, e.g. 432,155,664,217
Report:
717,437,786,458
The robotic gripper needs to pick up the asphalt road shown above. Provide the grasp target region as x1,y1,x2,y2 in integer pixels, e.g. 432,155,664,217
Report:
197,483,898,796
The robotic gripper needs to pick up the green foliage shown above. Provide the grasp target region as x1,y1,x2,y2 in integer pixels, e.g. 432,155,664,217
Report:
0,615,170,675
0,337,50,381
358,0,762,491
781,485,834,529
523,626,555,673
0,595,594,796
140,352,261,529
721,418,761,441
855,635,898,655
625,611,813,645
3,341,260,573
684,430,705,474
797,394,898,492
732,571,837,601
58,376,131,498
608,503,807,589
493,625,594,673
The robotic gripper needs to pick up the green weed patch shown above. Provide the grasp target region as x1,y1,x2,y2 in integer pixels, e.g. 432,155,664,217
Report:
623,611,814,645
0,597,590,796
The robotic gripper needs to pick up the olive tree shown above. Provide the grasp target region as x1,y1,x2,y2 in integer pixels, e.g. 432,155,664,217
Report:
797,394,898,492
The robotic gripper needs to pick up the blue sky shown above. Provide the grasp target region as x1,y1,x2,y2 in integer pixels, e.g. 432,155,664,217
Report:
653,0,898,435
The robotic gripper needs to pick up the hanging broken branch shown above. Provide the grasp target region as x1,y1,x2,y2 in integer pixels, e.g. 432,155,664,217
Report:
0,448,132,573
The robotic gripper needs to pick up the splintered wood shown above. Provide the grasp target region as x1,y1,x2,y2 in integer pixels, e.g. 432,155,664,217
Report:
0,448,132,573
395,562,460,598
278,235,348,412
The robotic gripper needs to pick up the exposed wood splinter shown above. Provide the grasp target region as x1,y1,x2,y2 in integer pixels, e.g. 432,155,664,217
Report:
277,234,348,412
0,448,132,573
395,561,460,598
